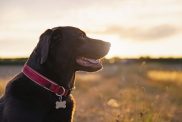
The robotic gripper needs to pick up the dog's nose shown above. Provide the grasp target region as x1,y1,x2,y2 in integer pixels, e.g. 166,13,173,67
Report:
105,42,111,48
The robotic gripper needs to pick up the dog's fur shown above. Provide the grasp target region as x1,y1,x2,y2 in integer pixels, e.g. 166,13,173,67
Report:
0,26,110,122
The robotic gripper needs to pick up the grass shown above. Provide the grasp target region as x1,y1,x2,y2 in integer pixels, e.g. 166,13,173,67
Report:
0,63,182,122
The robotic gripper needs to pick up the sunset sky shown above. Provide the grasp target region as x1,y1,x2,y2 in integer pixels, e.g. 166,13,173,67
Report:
0,0,182,58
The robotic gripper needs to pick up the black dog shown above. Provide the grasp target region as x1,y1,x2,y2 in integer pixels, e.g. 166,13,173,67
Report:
0,26,110,122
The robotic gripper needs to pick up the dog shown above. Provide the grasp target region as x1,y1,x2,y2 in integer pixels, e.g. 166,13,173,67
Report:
0,26,110,122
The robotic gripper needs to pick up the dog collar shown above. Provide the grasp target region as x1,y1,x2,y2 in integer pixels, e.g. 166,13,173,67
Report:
22,64,69,97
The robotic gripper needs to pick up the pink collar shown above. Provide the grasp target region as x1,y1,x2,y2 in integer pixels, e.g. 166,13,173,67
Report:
22,64,69,97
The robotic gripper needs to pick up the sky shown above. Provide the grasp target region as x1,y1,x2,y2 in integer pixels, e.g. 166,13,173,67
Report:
0,0,182,58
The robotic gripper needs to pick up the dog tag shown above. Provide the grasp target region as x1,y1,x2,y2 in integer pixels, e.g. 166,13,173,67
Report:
55,96,66,109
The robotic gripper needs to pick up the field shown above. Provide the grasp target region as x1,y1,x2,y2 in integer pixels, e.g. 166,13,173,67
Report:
0,62,182,122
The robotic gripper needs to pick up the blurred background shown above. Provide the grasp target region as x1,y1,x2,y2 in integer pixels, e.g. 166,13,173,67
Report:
0,0,182,121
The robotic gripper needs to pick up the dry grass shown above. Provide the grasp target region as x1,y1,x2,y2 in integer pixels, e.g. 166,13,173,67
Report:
147,70,182,84
0,63,182,122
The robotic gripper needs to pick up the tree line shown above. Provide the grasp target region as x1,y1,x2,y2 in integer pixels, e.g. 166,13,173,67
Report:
0,57,181,65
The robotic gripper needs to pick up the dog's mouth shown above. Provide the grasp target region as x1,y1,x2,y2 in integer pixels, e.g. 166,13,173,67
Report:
76,57,102,71
76,40,110,72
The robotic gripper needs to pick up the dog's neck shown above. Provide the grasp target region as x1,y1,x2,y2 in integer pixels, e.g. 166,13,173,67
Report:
26,52,75,90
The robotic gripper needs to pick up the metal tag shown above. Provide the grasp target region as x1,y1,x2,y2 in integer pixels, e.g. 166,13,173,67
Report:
55,96,66,109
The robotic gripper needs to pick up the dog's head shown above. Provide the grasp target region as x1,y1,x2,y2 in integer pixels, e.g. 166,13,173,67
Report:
35,26,110,74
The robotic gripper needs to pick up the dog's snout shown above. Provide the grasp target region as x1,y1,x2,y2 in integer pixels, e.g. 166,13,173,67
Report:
96,41,110,57
98,40,111,47
105,42,111,48
102,41,111,50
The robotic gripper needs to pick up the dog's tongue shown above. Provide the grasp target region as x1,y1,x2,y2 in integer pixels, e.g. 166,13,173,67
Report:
76,57,102,68
82,57,99,64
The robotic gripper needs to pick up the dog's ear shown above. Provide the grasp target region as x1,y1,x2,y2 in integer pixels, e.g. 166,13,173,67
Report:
38,29,53,64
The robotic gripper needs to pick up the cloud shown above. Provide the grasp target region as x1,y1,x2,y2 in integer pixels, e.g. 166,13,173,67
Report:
100,24,181,41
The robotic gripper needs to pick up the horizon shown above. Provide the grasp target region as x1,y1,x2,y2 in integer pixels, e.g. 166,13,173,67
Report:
0,0,182,58
0,56,182,60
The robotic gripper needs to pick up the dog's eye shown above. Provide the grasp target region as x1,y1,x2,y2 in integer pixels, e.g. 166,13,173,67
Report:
80,33,86,38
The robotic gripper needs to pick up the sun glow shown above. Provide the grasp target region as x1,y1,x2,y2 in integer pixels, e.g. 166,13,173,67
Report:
0,0,182,58
87,34,125,58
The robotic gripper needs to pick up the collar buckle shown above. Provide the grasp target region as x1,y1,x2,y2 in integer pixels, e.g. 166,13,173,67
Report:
57,86,66,96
